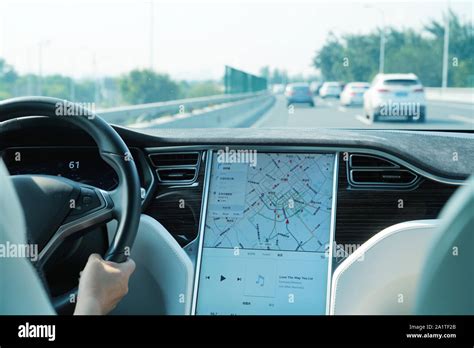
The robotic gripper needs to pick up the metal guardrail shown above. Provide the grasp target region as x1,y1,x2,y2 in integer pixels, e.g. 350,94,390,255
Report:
130,94,276,129
425,88,474,104
98,91,268,125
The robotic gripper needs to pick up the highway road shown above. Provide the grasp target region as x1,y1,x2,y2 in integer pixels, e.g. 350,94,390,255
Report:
253,95,474,130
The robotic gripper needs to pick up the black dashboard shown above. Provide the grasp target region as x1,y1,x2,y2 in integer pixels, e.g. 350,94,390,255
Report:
1,117,471,254
1,116,472,311
2,147,119,190
1,146,153,194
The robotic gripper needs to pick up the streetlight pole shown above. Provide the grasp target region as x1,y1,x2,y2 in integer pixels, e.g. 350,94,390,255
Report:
364,4,386,73
379,17,385,73
0,2,6,59
149,0,154,70
441,10,450,89
93,52,99,105
37,40,50,95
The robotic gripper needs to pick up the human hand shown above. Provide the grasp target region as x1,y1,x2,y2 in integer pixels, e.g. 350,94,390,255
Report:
74,253,135,315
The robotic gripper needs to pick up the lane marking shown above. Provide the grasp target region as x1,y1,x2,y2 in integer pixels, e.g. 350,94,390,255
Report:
355,114,372,125
338,106,347,112
251,98,283,128
448,114,474,124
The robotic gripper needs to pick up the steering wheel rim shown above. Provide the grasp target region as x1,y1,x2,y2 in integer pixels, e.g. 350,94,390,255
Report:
0,97,142,314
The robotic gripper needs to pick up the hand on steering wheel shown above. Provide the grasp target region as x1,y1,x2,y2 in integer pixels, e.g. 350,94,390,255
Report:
0,97,142,314
74,253,136,315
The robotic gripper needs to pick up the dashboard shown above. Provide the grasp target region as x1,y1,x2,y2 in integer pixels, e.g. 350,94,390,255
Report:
0,117,472,315
1,146,152,196
2,147,119,190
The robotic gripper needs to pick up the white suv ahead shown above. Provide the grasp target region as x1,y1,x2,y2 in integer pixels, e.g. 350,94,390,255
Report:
363,73,426,122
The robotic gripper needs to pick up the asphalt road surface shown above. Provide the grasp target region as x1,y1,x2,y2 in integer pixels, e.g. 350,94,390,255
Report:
253,95,474,130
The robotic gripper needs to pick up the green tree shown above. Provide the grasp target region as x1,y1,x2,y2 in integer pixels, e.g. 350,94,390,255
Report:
270,68,288,84
313,32,347,81
384,29,442,86
343,32,380,82
425,10,474,87
74,79,96,103
259,66,271,80
313,12,473,87
119,69,182,104
41,74,73,99
186,81,222,98
0,59,18,100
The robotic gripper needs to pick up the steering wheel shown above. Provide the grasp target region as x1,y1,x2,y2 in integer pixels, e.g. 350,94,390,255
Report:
0,97,142,314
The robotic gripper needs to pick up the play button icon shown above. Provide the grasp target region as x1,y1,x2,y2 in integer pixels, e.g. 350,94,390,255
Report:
220,275,226,282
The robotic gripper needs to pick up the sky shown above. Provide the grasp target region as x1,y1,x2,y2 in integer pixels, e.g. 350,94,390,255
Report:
0,0,472,80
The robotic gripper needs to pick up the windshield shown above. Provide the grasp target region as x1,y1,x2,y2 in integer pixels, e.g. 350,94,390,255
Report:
0,0,473,130
292,86,310,91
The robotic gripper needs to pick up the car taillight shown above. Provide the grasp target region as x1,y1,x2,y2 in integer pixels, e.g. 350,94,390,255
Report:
414,88,424,92
350,92,356,96
288,91,294,96
377,88,389,93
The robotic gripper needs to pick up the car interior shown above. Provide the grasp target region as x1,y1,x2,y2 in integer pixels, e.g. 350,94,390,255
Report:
0,97,472,316
0,1,473,331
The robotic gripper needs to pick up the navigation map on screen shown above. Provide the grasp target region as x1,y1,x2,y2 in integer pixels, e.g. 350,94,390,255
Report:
194,152,337,315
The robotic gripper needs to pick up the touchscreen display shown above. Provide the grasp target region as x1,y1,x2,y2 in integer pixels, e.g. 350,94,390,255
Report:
194,152,337,315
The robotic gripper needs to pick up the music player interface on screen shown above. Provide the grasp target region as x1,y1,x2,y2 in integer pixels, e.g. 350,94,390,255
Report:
195,152,336,315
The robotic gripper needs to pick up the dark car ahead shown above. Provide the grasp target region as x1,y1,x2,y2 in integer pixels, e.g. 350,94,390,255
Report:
285,83,315,107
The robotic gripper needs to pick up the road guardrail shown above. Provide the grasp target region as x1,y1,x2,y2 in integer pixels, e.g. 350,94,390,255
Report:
129,93,276,129
425,88,474,104
98,91,268,125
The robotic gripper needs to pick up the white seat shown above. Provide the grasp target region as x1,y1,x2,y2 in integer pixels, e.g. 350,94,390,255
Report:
415,177,474,314
330,176,474,315
330,220,440,315
0,160,55,314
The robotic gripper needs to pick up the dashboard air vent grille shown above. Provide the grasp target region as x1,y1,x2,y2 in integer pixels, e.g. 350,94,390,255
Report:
351,170,417,184
157,168,197,182
347,153,419,189
149,151,201,184
349,154,397,168
149,152,199,167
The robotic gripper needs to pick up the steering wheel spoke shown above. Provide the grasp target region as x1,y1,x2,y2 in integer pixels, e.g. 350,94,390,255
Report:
37,186,115,267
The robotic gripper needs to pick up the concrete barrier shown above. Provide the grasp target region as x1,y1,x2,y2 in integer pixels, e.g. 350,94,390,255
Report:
97,91,268,125
425,88,474,104
130,94,276,129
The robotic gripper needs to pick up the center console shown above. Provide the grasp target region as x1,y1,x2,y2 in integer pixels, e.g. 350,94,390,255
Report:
192,151,338,315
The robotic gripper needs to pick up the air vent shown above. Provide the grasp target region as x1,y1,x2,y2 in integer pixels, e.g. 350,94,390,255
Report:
351,170,417,184
149,152,199,167
350,154,397,168
157,168,197,182
347,153,419,189
149,151,201,184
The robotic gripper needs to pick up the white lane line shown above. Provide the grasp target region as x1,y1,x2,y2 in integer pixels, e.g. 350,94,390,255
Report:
355,114,372,125
338,106,347,112
448,114,474,124
251,98,282,128
327,101,334,106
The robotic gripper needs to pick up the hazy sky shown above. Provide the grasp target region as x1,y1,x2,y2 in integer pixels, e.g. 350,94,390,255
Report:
0,0,471,80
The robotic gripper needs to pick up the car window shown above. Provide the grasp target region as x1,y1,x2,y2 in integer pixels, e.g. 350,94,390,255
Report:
293,86,309,91
383,79,420,86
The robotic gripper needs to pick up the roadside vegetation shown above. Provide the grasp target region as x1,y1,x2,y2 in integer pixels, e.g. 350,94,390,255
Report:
0,12,471,106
